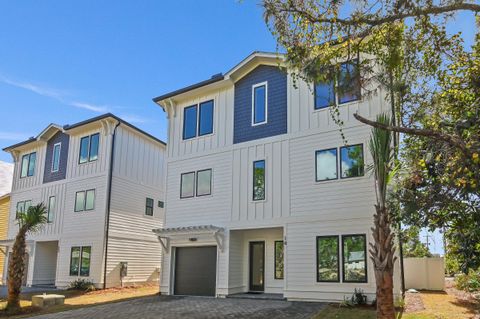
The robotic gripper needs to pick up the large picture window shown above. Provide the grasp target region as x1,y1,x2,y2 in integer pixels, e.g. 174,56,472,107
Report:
274,241,284,279
340,144,364,178
70,246,91,277
316,236,340,282
252,82,267,125
79,133,99,164
253,160,265,201
21,152,36,178
315,148,338,181
342,234,367,283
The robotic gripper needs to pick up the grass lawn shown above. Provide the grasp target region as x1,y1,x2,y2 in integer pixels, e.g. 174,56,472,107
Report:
0,284,159,318
314,280,479,319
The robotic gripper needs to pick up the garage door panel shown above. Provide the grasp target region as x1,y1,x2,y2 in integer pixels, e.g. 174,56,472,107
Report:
174,246,217,296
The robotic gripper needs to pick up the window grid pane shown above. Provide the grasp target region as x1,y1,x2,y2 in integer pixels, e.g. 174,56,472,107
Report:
180,172,195,198
27,153,36,176
317,236,339,282
21,154,29,178
70,247,81,276
253,85,266,124
16,201,25,219
85,190,95,210
145,198,154,216
340,144,364,178
52,144,61,172
274,241,284,279
47,196,56,223
342,235,367,282
198,100,214,136
316,148,338,181
75,191,85,212
196,169,212,196
183,106,198,140
80,246,91,276
24,200,32,212
89,134,99,161
338,61,361,104
314,78,335,109
253,160,265,201
79,136,90,164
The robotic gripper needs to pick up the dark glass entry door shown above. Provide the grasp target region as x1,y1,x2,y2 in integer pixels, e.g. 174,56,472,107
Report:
249,241,265,292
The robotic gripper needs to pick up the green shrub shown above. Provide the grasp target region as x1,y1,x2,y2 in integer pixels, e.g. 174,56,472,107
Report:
342,288,368,306
455,269,480,292
68,279,96,292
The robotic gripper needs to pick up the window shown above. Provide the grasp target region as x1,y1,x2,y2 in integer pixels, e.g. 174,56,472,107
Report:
51,143,61,172
75,189,95,212
16,201,25,219
252,83,267,125
20,152,36,178
198,100,214,136
274,241,284,279
314,71,335,109
145,198,154,216
316,236,340,282
183,105,198,140
47,196,56,223
79,133,100,164
315,148,338,181
196,169,212,196
253,160,265,201
342,234,367,283
70,246,91,277
340,144,364,178
338,60,361,104
180,172,195,198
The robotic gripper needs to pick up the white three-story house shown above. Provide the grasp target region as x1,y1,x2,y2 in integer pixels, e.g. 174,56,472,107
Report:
152,52,401,302
2,114,166,289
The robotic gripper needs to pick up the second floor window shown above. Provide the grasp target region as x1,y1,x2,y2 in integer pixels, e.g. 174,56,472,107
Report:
180,169,212,198
183,100,214,140
75,189,95,212
16,200,32,219
145,197,154,216
253,160,265,201
51,143,61,172
79,133,99,164
20,152,36,178
315,144,364,182
340,144,364,178
252,82,267,125
47,196,56,223
315,148,338,181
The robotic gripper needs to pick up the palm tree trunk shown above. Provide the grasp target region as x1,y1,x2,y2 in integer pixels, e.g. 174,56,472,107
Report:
6,227,28,313
371,205,396,319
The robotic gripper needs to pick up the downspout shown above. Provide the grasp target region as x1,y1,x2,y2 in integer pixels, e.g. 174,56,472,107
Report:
103,121,120,289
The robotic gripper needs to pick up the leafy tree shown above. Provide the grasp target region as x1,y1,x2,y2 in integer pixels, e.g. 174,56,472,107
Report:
6,204,47,313
401,226,432,258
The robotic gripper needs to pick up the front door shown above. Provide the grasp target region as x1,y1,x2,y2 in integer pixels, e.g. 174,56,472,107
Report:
249,241,265,292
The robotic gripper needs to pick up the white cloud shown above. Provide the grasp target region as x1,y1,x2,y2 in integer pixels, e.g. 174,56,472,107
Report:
69,101,109,113
118,114,151,124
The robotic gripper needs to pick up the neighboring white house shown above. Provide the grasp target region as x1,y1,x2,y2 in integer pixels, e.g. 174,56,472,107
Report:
2,114,166,288
152,52,402,302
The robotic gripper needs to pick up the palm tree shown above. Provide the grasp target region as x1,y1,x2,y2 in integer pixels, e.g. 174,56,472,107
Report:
368,113,397,319
6,203,47,313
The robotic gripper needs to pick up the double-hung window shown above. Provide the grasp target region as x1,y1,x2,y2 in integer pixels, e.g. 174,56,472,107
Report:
69,246,91,276
183,100,214,140
51,143,61,172
20,152,37,178
252,82,267,125
79,133,99,164
314,60,360,109
145,198,154,216
47,196,56,223
180,169,212,198
253,160,265,201
75,189,95,212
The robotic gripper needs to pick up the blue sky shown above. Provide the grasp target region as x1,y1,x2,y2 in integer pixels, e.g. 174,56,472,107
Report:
0,1,277,162
0,1,475,254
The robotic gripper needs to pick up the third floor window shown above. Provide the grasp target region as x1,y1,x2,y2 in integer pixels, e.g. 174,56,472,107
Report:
51,143,61,172
79,133,99,164
183,100,214,140
20,152,36,178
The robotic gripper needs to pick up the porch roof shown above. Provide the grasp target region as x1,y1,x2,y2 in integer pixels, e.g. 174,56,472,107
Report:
152,225,224,237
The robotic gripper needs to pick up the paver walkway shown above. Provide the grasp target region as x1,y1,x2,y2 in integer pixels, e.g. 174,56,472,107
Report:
30,295,326,319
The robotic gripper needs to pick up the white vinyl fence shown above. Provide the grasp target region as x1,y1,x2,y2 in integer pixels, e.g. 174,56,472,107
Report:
404,257,445,291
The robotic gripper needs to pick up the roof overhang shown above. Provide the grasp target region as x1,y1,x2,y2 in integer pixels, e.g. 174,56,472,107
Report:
152,225,225,253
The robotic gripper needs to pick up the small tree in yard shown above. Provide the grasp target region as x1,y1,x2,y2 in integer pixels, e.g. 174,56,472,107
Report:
368,114,396,319
6,203,47,313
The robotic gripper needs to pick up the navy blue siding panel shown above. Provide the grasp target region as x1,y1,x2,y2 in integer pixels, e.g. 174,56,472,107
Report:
43,131,69,183
233,65,287,144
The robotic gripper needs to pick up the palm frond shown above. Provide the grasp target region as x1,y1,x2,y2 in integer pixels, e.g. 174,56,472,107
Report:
17,203,48,233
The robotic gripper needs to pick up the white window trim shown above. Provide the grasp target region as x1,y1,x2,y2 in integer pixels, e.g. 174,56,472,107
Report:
51,142,62,172
251,81,268,126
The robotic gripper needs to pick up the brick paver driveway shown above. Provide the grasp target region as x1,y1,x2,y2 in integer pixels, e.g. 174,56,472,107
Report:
30,295,326,319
